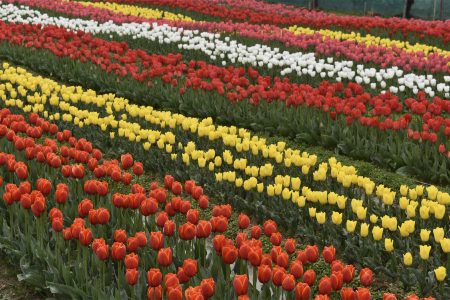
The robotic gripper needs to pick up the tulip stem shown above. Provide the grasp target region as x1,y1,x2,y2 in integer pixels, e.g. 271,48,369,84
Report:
252,266,257,297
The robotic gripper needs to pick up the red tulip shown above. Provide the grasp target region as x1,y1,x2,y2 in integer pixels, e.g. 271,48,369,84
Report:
331,271,343,290
157,247,172,267
127,237,139,252
383,293,397,300
343,265,355,283
125,268,139,285
182,259,198,277
272,266,286,286
302,269,316,286
147,286,162,300
263,220,277,236
132,162,143,176
114,229,127,243
200,278,215,298
187,209,200,225
97,208,110,224
290,261,304,279
147,268,162,287
79,228,92,246
238,213,250,229
284,238,296,254
276,252,289,268
282,274,296,291
163,220,176,237
125,253,139,269
164,273,179,288
296,250,308,264
149,232,164,250
405,295,420,300
179,222,196,240
331,260,344,273
121,153,133,169
196,220,212,238
341,288,357,300
55,188,68,204
305,245,319,263
250,225,261,239
156,212,169,228
221,245,238,264
356,288,371,300
318,276,332,295
212,235,226,254
77,198,93,218
171,181,182,195
270,232,282,246
322,246,336,264
359,268,373,286
233,275,248,296
248,247,262,267
51,218,64,232
164,175,174,189
135,231,147,248
176,267,190,284
140,198,158,216
210,216,228,233
295,282,311,300
198,195,209,209
112,242,126,261
258,264,272,283
167,285,182,300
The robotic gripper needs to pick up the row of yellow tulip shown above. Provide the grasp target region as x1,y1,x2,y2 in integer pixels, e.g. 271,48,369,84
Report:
0,62,448,263
77,1,194,22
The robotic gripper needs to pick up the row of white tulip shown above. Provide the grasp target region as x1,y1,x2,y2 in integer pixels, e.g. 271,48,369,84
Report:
1,3,449,99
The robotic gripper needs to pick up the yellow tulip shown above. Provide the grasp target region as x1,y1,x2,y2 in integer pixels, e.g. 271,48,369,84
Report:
257,183,264,193
316,212,326,224
433,227,445,243
398,223,410,237
400,185,408,196
440,238,450,253
372,226,383,241
360,223,369,238
406,204,416,218
419,205,430,220
427,185,438,200
387,217,397,232
331,211,342,225
346,220,357,233
434,204,445,219
235,178,243,188
403,252,412,266
282,188,291,201
384,238,394,252
420,229,431,242
415,185,424,196
274,184,282,195
267,185,275,197
409,189,417,200
419,245,431,260
336,196,347,209
399,197,409,210
369,214,378,224
434,266,446,282
356,206,367,220
291,177,301,191
309,207,316,218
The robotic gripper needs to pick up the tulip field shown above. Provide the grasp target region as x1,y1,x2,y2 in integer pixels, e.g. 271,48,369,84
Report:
0,0,448,299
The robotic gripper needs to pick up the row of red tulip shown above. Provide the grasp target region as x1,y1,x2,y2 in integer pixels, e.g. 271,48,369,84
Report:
0,108,430,299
